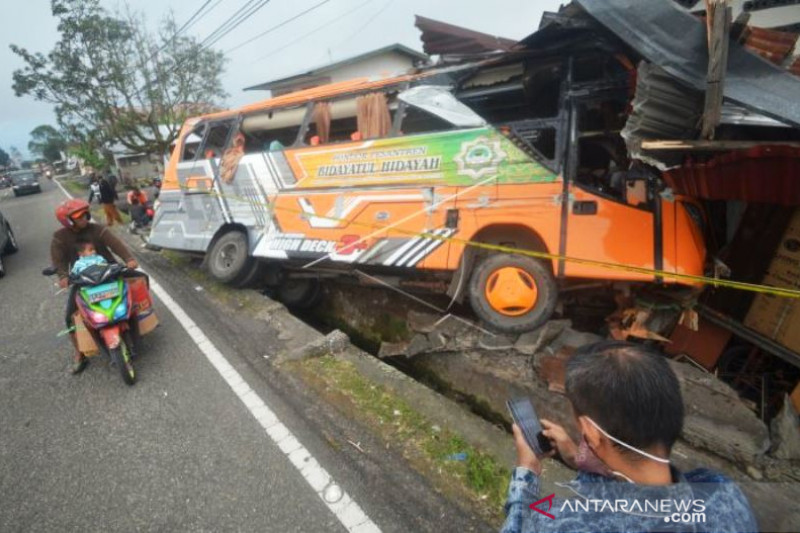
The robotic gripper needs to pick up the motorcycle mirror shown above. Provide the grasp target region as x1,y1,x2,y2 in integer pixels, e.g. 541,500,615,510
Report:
42,266,57,276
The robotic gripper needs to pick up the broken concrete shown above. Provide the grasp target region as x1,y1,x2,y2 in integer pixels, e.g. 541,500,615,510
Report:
770,395,800,461
669,359,771,466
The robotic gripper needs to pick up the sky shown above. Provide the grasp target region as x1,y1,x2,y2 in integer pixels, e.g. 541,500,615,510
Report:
0,0,564,158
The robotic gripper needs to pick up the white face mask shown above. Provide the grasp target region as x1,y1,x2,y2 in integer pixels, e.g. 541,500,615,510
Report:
584,416,670,465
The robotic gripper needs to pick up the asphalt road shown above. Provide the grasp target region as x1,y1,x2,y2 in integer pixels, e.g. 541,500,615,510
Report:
0,179,490,532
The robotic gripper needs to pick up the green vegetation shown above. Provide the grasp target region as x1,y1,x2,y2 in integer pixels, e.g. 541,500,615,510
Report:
292,356,510,525
62,178,88,197
11,0,226,164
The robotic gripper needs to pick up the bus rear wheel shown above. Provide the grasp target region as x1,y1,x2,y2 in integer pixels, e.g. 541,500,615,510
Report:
207,230,254,285
468,253,557,334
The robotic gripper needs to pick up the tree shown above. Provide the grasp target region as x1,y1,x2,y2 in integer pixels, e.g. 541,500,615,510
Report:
11,0,227,158
28,125,67,163
0,147,9,168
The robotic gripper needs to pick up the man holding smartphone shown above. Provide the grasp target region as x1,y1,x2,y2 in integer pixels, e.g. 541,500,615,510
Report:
501,341,757,533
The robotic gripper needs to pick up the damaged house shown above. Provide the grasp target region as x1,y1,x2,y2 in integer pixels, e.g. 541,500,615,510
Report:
364,0,800,522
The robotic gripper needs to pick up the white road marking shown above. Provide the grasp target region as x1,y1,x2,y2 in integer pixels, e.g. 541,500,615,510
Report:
56,179,382,533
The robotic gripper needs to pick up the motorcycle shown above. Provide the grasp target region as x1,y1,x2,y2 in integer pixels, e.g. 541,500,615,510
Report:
44,263,156,385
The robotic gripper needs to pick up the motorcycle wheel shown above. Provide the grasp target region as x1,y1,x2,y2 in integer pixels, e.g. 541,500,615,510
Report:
109,340,136,386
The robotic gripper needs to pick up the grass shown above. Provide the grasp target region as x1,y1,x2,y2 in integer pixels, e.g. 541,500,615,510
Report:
61,178,88,197
159,250,256,312
291,355,511,526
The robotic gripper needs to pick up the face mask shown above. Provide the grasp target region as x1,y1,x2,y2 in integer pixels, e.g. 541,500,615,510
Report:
575,437,614,477
575,417,670,481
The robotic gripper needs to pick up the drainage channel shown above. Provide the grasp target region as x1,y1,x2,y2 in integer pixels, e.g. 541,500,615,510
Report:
280,283,526,430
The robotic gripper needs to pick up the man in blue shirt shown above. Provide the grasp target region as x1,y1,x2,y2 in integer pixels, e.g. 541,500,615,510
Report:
501,341,757,533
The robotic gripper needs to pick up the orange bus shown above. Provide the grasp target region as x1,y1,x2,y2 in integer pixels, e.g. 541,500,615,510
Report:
150,56,705,333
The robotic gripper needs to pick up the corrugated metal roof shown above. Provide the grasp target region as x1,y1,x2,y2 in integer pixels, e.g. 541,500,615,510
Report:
414,15,517,55
743,25,799,64
664,146,800,204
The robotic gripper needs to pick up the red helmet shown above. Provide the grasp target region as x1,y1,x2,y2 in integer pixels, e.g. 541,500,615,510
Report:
55,198,91,228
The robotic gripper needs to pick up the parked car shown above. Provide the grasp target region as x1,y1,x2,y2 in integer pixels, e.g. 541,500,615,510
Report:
0,209,20,277
8,170,43,196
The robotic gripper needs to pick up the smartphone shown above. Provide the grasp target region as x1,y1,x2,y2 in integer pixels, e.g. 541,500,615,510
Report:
507,397,553,456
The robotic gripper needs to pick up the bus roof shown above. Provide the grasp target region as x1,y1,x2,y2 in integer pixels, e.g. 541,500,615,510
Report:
195,59,497,123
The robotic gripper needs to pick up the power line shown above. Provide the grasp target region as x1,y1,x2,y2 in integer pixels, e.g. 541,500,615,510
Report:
200,0,272,50
149,0,221,61
173,0,217,38
251,0,378,64
225,0,335,55
333,0,394,49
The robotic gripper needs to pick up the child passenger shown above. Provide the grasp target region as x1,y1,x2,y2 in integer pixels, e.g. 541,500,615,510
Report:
71,239,108,276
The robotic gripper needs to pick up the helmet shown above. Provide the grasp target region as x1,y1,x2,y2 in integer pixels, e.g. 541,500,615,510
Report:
55,199,91,228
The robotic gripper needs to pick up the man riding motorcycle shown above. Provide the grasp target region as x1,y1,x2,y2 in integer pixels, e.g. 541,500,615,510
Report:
50,199,138,373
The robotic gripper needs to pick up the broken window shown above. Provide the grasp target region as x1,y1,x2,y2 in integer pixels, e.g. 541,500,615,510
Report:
181,124,205,162
201,122,234,160
240,105,306,151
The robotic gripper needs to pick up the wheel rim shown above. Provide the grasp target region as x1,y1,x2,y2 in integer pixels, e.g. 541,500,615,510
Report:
217,243,240,271
484,266,538,317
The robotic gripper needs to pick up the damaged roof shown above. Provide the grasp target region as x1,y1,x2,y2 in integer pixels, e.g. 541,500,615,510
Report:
414,15,518,56
573,0,800,128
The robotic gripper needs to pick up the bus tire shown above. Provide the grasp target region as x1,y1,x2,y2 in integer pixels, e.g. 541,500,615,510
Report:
277,279,322,310
207,230,253,285
234,260,266,288
468,253,557,334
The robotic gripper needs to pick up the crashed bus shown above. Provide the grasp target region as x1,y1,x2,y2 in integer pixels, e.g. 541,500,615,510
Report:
149,42,710,333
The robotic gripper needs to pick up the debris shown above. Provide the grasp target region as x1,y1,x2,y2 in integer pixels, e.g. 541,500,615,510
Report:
446,452,468,461
669,359,771,465
606,295,680,342
665,317,731,370
478,333,514,351
324,329,350,354
770,395,800,461
406,334,432,357
347,439,366,454
378,341,410,359
407,310,441,333
513,320,571,355
194,285,204,292
426,331,448,352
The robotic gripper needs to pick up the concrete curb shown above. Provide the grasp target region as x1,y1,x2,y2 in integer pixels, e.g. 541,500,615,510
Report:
114,227,576,496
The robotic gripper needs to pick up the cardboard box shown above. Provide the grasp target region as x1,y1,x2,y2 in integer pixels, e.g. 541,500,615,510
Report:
73,312,100,356
744,209,800,353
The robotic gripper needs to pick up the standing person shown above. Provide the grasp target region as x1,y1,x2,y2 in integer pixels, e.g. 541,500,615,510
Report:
106,169,118,190
126,186,150,230
51,199,138,373
87,175,101,205
98,174,123,226
501,341,757,533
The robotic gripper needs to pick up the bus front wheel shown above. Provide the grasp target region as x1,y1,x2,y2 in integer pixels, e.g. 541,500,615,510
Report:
207,230,254,285
468,254,558,334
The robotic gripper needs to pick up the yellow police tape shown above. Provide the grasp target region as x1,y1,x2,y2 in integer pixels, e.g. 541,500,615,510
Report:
167,185,800,299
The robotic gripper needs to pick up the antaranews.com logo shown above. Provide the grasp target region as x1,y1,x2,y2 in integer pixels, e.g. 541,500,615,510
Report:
531,494,707,524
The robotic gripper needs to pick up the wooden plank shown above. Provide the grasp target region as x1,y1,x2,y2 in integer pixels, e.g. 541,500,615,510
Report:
641,139,800,151
701,0,731,139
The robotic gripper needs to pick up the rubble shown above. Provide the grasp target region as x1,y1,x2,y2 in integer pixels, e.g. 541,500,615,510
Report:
770,395,800,461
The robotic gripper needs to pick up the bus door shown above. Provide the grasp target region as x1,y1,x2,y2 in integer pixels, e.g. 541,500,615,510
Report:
561,96,661,282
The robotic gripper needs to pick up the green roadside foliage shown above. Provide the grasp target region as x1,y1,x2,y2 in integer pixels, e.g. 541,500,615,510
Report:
293,355,511,525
